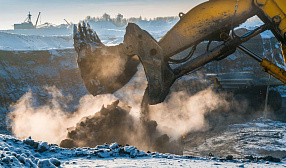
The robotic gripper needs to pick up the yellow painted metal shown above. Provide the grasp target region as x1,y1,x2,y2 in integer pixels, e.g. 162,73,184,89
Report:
255,0,286,40
159,0,256,58
210,77,220,89
256,0,268,6
255,0,286,68
260,58,286,83
273,0,286,18
282,43,286,65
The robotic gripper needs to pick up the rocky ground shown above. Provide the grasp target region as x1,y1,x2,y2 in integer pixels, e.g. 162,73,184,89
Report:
0,133,285,168
182,98,286,160
2,98,286,167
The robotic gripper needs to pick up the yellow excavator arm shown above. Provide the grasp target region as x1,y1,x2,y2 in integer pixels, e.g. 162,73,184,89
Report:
73,0,286,105
160,0,286,58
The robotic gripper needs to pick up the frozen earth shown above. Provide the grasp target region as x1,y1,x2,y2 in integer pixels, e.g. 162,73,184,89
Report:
0,16,273,51
1,118,286,167
0,19,178,51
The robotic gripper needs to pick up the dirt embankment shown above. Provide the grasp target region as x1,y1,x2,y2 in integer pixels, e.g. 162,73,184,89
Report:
0,49,88,128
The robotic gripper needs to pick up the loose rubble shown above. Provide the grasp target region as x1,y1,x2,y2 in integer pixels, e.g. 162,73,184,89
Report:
0,133,284,167
0,134,149,167
60,100,184,155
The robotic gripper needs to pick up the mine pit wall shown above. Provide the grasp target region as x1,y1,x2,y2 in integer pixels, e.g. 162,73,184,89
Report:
0,49,88,130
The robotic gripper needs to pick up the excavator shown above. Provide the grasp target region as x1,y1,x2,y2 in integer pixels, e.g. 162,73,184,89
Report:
73,0,286,119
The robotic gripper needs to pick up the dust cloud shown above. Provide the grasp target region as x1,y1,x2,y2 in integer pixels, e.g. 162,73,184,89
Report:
98,47,127,79
8,86,118,144
149,88,230,140
8,68,229,154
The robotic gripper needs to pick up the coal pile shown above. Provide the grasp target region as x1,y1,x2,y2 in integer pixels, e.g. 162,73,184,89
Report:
60,100,184,154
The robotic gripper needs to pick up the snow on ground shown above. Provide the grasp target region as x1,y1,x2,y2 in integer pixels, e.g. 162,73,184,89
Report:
136,19,179,40
0,20,179,51
0,32,73,51
185,117,286,159
0,133,284,168
0,17,275,51
87,19,179,45
0,28,73,36
0,118,286,167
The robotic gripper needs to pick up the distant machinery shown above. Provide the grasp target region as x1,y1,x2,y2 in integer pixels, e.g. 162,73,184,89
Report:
35,12,41,28
14,12,41,30
64,19,71,26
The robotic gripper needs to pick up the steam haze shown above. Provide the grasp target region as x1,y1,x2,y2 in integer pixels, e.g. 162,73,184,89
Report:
149,89,230,139
8,86,118,144
9,84,230,148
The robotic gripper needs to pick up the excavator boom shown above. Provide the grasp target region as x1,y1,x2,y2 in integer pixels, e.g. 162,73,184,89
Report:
73,0,286,107
159,0,256,58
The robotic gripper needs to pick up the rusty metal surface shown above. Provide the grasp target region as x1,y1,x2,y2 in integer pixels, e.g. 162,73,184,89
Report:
123,23,175,105
256,0,286,43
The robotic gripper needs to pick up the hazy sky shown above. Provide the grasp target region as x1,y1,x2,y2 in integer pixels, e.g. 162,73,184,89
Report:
0,0,206,30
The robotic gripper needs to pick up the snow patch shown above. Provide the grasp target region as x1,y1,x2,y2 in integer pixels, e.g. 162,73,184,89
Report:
0,134,284,167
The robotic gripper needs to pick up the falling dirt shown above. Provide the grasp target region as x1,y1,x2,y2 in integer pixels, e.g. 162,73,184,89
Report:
60,100,184,154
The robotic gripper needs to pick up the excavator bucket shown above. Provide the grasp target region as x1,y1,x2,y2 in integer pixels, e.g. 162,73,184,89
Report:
74,22,175,104
74,22,140,95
